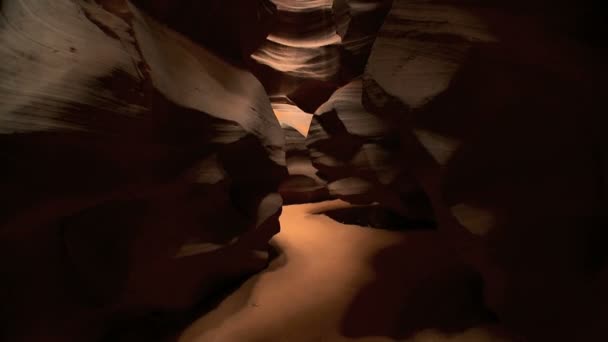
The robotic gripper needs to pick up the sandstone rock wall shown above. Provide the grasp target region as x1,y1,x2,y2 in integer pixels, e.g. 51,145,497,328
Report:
0,1,286,340
360,0,608,339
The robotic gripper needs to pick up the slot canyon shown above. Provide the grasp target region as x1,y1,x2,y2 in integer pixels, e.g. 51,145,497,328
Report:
0,0,606,341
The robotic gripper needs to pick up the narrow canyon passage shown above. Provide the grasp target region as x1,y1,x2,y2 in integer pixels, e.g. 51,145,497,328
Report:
1,0,607,341
179,201,501,342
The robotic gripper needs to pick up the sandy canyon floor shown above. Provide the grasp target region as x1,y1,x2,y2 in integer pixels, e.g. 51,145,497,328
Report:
178,200,506,342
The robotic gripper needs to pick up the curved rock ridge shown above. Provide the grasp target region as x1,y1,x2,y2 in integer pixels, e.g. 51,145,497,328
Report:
271,100,314,137
275,78,435,224
252,36,343,81
316,79,387,137
250,0,391,115
309,79,396,182
1,0,285,164
131,5,286,165
266,2,347,48
305,111,432,220
271,0,334,12
0,1,287,340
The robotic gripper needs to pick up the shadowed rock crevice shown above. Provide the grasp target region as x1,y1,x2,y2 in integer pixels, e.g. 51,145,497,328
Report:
317,204,436,230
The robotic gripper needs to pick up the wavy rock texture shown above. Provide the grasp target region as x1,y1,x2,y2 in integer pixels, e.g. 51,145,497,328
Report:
1,0,607,341
277,76,435,229
309,79,435,224
0,1,286,340
279,126,329,204
251,0,349,81
247,0,409,219
249,0,391,113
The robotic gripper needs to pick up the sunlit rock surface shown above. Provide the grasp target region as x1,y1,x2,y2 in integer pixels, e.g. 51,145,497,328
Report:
271,100,314,137
250,0,391,113
251,0,349,80
0,1,286,340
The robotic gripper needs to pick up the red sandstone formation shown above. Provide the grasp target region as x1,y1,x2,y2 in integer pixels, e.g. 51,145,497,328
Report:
1,0,606,341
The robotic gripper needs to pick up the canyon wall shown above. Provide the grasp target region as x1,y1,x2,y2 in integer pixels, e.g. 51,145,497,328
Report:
0,1,286,340
1,0,606,341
